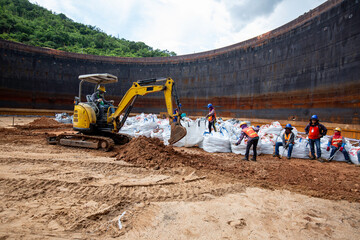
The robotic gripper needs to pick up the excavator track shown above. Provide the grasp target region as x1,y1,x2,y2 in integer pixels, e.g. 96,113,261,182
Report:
98,131,131,145
47,133,116,151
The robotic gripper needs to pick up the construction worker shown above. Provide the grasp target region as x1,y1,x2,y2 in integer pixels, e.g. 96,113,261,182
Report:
305,115,327,162
358,140,360,163
90,85,108,103
273,124,295,159
235,122,260,161
206,103,216,133
173,103,182,122
90,85,114,119
326,127,352,164
173,108,179,122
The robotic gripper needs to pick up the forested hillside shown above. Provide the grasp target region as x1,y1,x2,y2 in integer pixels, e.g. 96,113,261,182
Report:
0,0,176,57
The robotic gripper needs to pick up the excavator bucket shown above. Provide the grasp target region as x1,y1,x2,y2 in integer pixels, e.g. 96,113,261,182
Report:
168,121,187,145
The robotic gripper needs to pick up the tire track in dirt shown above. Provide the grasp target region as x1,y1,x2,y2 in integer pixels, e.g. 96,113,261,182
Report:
0,173,244,237
0,177,244,203
0,157,141,170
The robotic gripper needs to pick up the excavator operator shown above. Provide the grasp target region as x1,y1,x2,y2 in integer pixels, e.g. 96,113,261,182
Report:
90,85,114,119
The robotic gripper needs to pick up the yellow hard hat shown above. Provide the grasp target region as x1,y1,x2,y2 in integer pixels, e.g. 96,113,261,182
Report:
334,127,341,132
240,121,247,127
97,85,106,92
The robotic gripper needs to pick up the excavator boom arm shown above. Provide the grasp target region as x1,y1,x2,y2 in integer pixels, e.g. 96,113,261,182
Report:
111,77,181,132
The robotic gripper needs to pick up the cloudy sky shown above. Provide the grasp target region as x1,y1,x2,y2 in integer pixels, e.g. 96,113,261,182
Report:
29,0,327,55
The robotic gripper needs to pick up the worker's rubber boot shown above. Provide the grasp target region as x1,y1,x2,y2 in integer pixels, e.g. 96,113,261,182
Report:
287,156,291,160
251,157,256,162
242,157,249,161
273,152,280,158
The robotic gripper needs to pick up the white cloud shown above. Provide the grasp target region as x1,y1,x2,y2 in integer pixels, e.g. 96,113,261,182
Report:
29,0,327,55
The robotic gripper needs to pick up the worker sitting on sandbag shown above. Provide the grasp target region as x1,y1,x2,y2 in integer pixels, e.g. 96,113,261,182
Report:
326,127,352,164
206,103,216,133
305,115,327,162
235,122,259,161
273,124,295,159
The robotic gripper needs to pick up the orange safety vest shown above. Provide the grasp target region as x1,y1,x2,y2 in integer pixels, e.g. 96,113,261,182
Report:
284,133,291,143
331,136,343,147
243,127,259,138
208,111,216,122
308,125,320,140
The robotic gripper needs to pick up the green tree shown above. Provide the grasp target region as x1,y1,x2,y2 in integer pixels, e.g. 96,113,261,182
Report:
0,0,177,57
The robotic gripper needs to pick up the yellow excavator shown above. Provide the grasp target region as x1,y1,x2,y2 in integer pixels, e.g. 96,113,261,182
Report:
48,73,187,151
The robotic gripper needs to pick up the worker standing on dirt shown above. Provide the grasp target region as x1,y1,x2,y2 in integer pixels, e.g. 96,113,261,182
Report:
273,124,295,159
358,140,360,163
235,122,260,161
305,115,327,162
206,103,216,133
326,128,352,164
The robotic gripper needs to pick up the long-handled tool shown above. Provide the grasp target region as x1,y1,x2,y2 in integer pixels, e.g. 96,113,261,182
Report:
281,143,289,157
328,148,340,162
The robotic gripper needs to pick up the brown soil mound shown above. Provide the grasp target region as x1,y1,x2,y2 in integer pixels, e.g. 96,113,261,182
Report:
116,136,200,168
28,116,61,126
16,117,71,129
116,137,360,202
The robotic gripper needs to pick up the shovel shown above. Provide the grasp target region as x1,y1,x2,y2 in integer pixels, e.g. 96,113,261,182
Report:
328,148,339,162
281,143,289,157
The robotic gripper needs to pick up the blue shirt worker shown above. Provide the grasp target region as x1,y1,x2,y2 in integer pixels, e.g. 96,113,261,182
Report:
326,127,351,164
273,124,295,159
235,122,260,161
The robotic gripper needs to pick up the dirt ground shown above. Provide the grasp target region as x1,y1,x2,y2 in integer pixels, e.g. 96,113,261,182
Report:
0,117,359,239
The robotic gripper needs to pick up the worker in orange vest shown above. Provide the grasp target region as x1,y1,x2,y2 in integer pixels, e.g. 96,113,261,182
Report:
206,103,216,133
305,115,327,162
273,124,295,159
235,122,260,161
326,127,351,164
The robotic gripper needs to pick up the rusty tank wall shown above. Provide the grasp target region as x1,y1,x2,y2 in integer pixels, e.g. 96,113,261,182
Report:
1,0,360,124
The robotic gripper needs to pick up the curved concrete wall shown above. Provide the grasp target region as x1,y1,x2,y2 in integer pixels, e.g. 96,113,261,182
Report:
1,0,360,124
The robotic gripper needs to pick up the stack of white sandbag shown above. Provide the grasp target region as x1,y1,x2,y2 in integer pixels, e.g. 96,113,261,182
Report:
119,113,161,137
201,130,232,153
55,113,73,124
349,146,360,164
117,113,359,164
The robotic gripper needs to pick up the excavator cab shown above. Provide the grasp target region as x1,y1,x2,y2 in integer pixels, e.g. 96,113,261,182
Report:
73,73,118,132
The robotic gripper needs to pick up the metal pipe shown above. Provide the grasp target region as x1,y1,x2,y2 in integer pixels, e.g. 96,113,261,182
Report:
79,80,85,102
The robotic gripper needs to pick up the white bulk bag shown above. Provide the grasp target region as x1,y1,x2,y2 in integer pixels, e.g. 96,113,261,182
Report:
202,132,231,153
